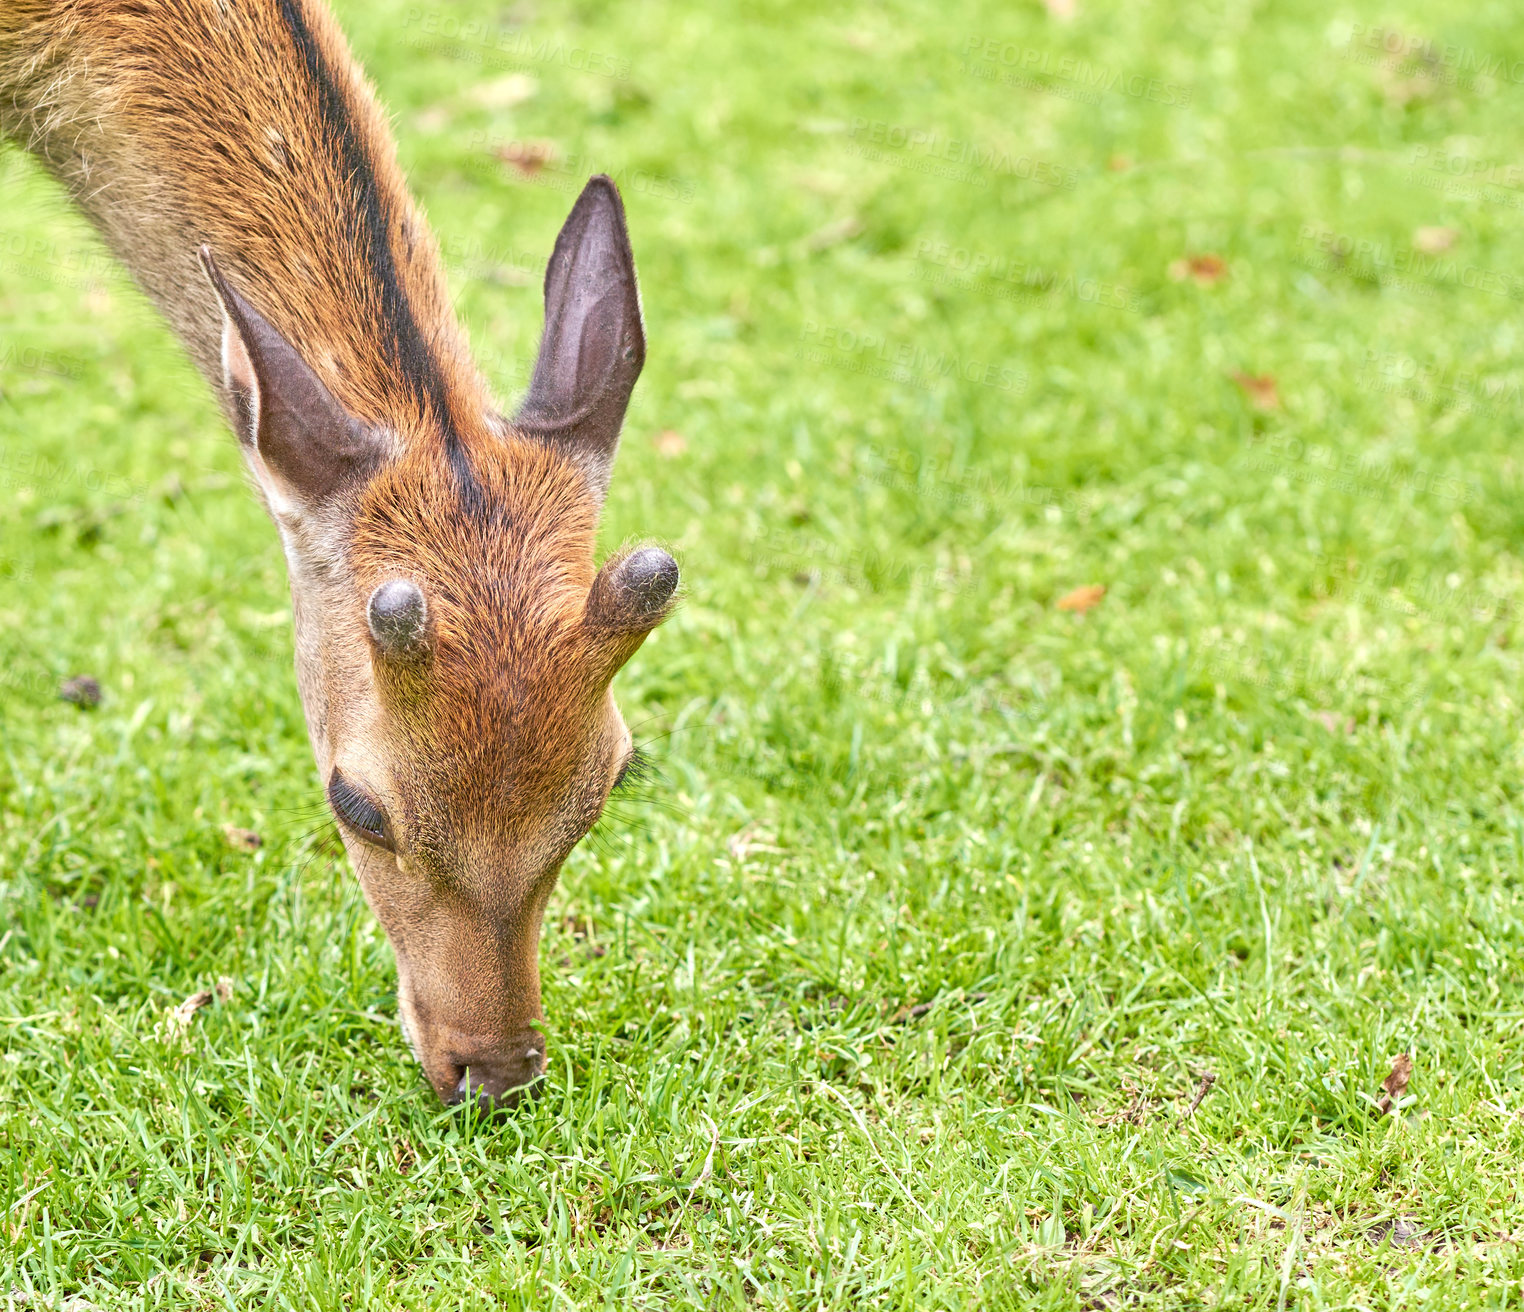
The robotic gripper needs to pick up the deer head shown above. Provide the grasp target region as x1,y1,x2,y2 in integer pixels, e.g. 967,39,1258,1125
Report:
201,178,674,1109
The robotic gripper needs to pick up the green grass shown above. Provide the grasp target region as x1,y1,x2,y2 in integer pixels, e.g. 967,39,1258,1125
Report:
6,0,1524,1305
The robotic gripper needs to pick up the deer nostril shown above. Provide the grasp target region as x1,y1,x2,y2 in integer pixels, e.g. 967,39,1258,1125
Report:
446,1060,546,1115
447,1068,502,1117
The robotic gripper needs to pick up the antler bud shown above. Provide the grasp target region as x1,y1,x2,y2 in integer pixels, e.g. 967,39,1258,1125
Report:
585,547,679,636
367,578,429,657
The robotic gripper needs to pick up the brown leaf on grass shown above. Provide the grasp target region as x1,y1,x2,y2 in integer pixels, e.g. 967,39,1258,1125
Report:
496,139,557,178
1413,225,1458,254
1231,371,1280,410
173,990,214,1024
222,824,262,852
1056,583,1106,613
1182,1071,1217,1121
155,989,214,1050
215,976,235,1004
654,429,688,458
1168,253,1227,285
1374,1052,1413,1116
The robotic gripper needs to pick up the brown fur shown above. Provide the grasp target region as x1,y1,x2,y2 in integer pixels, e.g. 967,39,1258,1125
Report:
1,0,667,1104
1,0,484,434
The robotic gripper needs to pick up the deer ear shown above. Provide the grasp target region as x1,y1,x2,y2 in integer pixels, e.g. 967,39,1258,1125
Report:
513,176,645,504
199,247,382,506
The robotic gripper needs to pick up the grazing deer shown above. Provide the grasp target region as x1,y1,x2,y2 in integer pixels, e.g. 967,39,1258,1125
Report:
0,0,675,1108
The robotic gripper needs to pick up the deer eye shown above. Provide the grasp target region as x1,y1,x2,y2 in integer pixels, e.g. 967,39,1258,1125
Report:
611,747,651,795
327,770,392,849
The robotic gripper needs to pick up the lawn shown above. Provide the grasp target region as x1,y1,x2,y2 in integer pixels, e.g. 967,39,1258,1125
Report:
5,0,1524,1305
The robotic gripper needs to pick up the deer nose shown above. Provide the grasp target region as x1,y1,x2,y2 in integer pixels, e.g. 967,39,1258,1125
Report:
445,1045,546,1113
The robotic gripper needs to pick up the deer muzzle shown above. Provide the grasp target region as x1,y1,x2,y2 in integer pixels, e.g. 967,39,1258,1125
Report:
389,904,552,1109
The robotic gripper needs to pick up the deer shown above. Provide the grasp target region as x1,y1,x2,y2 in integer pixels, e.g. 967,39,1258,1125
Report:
0,0,676,1110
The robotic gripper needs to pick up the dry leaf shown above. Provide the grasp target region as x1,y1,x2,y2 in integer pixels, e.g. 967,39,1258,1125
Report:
155,989,214,1050
1168,254,1227,285
215,976,235,1004
1413,225,1458,254
1374,1052,1413,1116
1231,371,1280,410
1182,1071,1217,1120
654,429,688,458
172,990,213,1025
222,824,262,852
1056,584,1106,613
497,139,557,178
